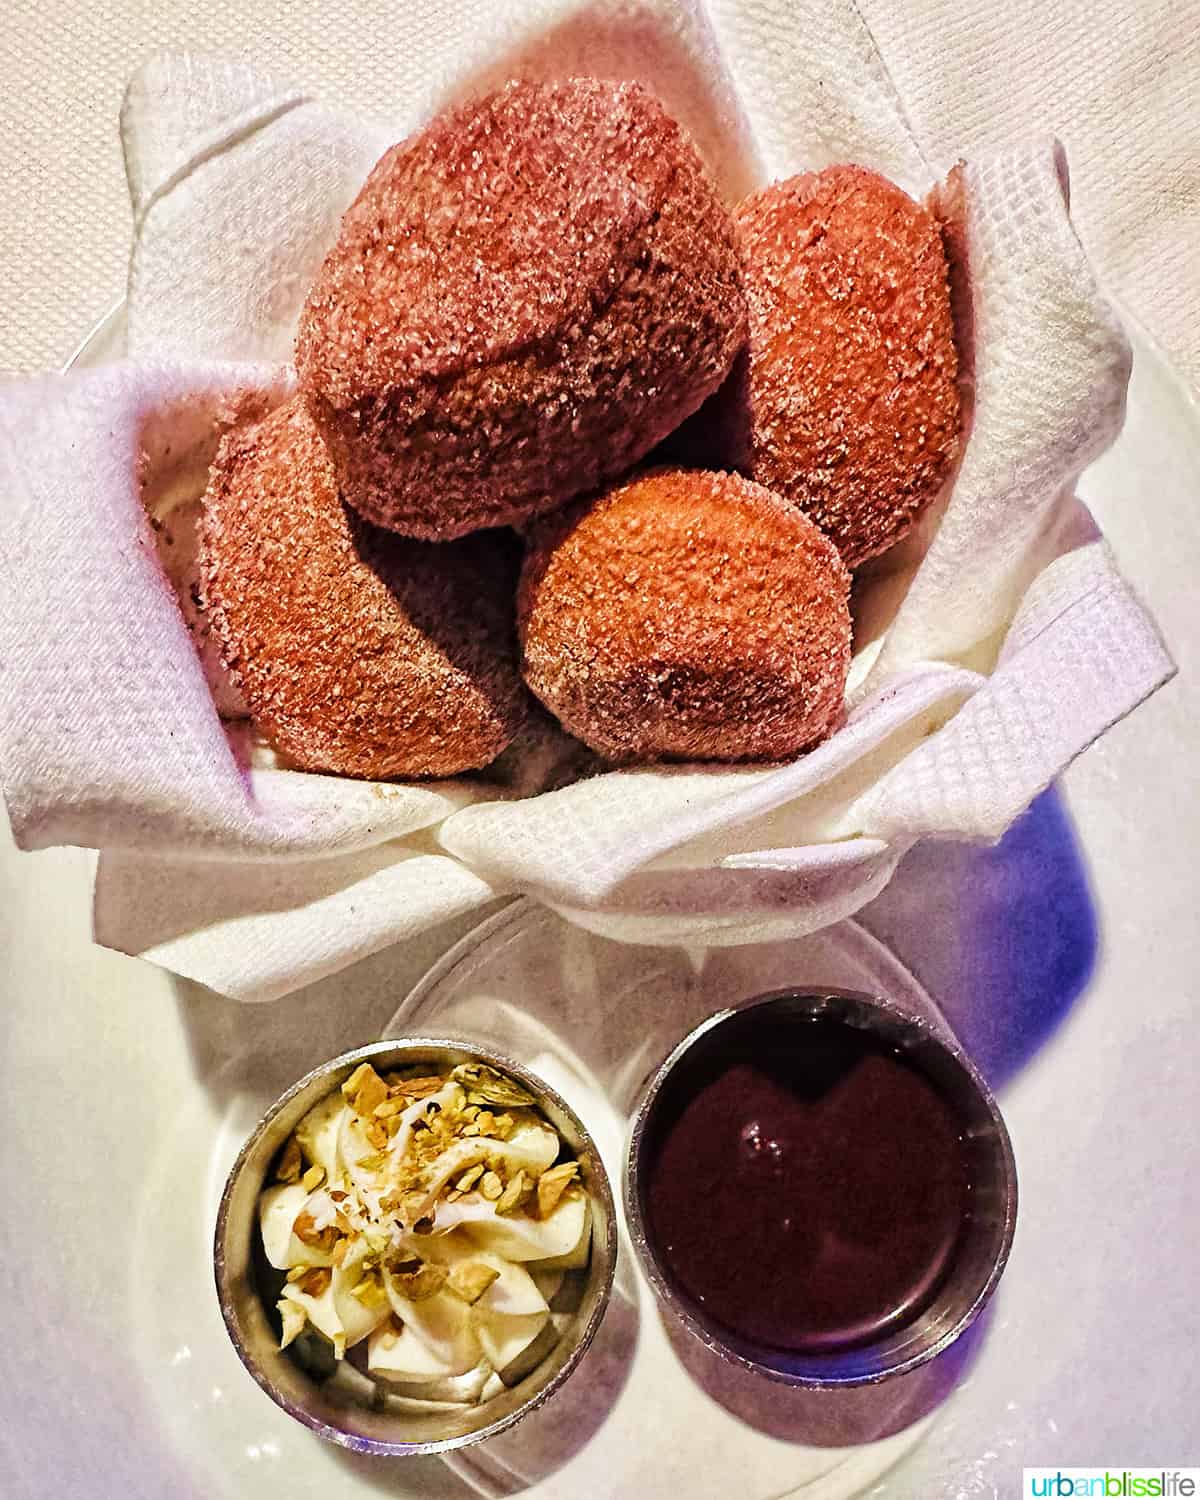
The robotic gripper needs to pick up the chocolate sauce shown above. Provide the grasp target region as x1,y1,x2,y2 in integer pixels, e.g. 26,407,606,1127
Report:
642,1013,970,1353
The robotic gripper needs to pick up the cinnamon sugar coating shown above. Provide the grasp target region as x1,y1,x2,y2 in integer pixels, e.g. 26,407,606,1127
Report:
296,77,746,540
200,397,526,779
518,469,851,763
668,165,961,567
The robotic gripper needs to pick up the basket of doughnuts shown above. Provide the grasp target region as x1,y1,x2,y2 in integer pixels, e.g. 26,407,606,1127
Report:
0,55,1172,1000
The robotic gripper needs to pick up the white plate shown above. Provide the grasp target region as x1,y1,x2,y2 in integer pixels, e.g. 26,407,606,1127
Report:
2,311,1197,1498
123,901,950,1500
385,900,962,1500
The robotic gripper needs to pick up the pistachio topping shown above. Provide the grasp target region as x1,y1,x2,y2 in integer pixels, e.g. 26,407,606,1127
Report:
450,1062,537,1108
386,1257,448,1301
385,1072,445,1099
536,1161,580,1219
297,1267,332,1298
293,1209,340,1253
349,1272,389,1308
258,1056,593,1408
342,1062,390,1118
447,1261,502,1304
495,1169,529,1216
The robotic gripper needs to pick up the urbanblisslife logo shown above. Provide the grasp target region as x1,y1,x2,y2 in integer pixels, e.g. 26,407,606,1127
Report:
1024,1473,1199,1498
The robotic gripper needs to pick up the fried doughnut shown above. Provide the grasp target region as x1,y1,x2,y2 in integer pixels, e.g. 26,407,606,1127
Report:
200,396,526,779
296,77,746,540
669,165,961,567
518,469,851,763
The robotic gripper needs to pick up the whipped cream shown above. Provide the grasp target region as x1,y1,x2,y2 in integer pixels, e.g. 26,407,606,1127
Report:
258,1060,591,1407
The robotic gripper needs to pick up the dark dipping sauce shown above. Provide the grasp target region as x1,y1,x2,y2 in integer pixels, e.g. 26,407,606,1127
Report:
642,1013,971,1353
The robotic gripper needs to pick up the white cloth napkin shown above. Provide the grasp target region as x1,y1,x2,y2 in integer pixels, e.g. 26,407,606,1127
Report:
0,0,1176,1001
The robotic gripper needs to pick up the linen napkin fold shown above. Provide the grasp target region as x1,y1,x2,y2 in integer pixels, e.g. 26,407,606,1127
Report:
0,2,1176,1000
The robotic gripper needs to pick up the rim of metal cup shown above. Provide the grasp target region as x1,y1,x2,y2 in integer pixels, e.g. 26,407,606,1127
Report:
215,1038,617,1455
625,988,1017,1388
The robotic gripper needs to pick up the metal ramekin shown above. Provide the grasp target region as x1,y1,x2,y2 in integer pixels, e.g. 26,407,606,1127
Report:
625,988,1017,1387
215,1038,617,1455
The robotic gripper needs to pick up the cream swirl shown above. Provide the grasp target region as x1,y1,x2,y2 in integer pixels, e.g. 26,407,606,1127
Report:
258,1061,590,1404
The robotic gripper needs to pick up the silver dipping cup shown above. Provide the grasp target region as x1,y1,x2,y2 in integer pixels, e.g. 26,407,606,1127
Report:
215,1038,617,1455
625,988,1017,1387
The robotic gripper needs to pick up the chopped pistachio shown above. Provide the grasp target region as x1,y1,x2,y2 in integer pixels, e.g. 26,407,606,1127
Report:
451,1062,536,1108
349,1272,389,1308
447,1261,501,1304
386,1258,447,1301
294,1211,339,1253
362,1228,390,1257
356,1072,390,1116
388,1074,444,1099
397,1191,428,1225
341,1063,389,1117
297,1267,332,1297
536,1161,580,1219
263,1060,587,1382
495,1170,527,1216
342,1063,375,1096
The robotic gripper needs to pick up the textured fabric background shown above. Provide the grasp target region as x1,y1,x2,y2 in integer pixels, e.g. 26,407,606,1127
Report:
854,0,1200,391
4,0,1199,383
2,1,456,373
